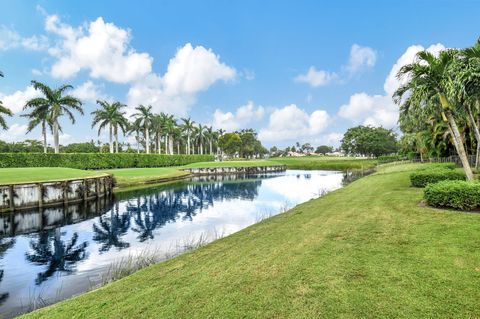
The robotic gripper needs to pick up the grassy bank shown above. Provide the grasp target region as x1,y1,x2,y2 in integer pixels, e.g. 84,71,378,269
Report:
101,167,190,188
0,167,107,185
271,156,377,170
22,163,480,318
181,159,282,168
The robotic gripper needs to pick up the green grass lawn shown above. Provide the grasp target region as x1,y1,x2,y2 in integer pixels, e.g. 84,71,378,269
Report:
101,167,190,187
23,163,480,318
0,167,107,185
181,159,282,168
271,156,378,170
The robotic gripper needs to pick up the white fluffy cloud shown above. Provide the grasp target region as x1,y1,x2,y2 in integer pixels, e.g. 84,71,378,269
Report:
0,123,28,142
71,81,107,104
46,15,152,83
294,67,337,87
0,26,48,51
295,44,377,87
0,86,41,114
338,43,446,128
258,104,330,142
212,101,264,131
345,44,377,75
127,43,236,116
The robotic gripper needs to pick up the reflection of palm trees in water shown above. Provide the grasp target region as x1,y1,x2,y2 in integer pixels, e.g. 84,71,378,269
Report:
126,179,262,241
0,238,15,305
92,203,130,252
25,229,88,285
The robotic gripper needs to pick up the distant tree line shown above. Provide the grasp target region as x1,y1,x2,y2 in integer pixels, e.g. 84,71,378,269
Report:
0,77,267,158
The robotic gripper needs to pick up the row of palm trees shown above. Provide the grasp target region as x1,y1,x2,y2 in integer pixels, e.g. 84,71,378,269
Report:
395,38,480,181
0,79,225,155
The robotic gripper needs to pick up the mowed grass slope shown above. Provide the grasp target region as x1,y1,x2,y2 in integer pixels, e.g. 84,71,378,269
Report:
23,164,480,318
101,167,190,187
181,159,282,168
272,156,377,170
0,167,107,185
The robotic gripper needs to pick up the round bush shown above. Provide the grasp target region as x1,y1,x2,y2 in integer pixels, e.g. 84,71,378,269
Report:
424,180,480,211
410,168,465,187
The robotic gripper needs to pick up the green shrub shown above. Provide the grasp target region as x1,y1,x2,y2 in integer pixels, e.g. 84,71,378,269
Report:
410,168,465,187
0,153,214,170
377,155,403,163
424,180,480,210
417,163,456,170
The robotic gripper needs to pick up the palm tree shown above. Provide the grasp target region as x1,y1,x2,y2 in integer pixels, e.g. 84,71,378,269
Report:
0,71,11,130
30,81,83,153
181,117,195,155
92,101,127,153
132,105,154,154
394,49,474,180
129,119,143,154
22,103,50,153
0,101,12,131
196,124,206,155
206,126,215,155
163,115,176,155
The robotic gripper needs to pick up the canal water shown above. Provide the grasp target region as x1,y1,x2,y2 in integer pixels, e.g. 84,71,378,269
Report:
0,169,363,318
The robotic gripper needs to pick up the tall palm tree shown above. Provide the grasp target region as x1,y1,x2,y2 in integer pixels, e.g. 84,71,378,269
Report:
132,105,154,154
129,118,143,154
394,49,474,180
196,124,206,155
29,81,83,153
91,101,128,153
22,103,51,153
181,117,195,155
206,126,215,155
163,115,176,155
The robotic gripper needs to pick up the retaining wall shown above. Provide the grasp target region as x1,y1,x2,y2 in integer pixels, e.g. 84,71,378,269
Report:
182,165,287,175
0,175,114,212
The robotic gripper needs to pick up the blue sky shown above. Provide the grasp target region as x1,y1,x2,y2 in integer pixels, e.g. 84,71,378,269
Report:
0,0,479,147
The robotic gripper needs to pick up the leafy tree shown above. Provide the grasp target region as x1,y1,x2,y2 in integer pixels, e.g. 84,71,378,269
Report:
61,141,99,153
218,133,242,156
315,145,333,155
341,125,397,157
22,101,50,153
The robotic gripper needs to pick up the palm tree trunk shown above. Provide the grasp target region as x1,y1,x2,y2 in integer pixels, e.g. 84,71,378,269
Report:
145,128,150,154
53,120,60,153
164,135,168,155
157,135,161,154
169,135,173,155
109,124,113,154
187,134,191,155
115,126,119,153
136,132,140,154
209,139,213,155
42,121,47,154
445,109,474,180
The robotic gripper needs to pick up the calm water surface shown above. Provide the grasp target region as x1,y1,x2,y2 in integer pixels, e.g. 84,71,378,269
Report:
0,169,361,318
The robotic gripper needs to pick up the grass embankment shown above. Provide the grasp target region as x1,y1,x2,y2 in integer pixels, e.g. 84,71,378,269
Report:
0,167,107,185
272,156,377,170
101,167,190,188
23,163,480,318
181,159,282,168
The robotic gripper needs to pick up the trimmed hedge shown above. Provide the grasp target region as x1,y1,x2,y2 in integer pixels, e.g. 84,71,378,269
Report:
0,153,214,170
424,180,480,211
417,163,457,170
410,168,465,187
